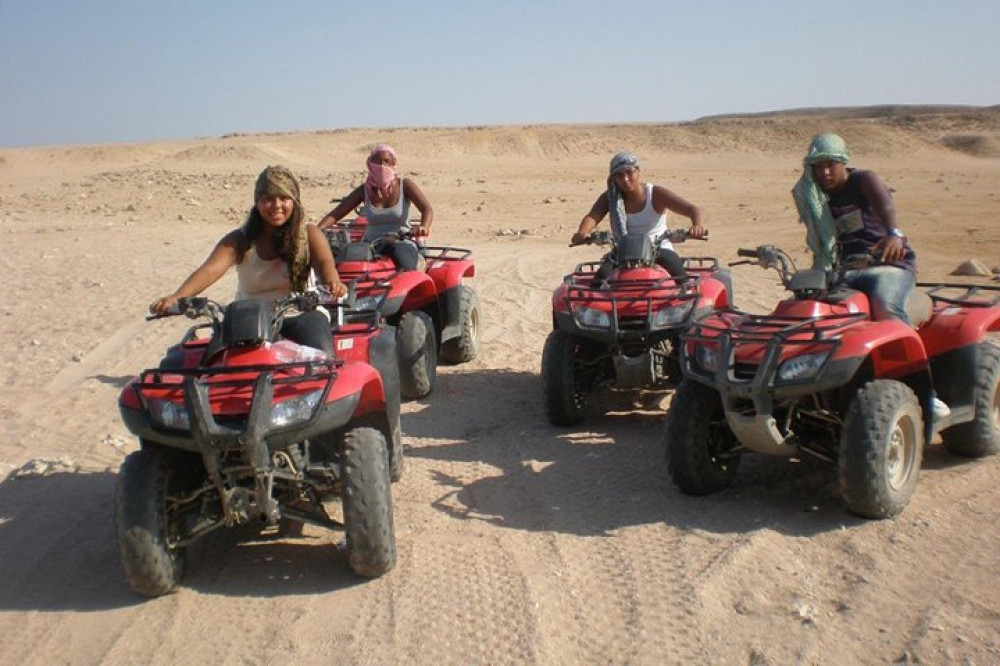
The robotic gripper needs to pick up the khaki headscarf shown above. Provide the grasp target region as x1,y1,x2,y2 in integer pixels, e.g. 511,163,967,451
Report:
791,133,851,271
247,165,311,292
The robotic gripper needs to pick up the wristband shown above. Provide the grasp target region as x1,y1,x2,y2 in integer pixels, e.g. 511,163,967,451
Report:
889,228,906,239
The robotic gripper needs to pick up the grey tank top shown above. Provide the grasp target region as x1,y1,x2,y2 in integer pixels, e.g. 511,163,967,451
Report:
362,178,411,240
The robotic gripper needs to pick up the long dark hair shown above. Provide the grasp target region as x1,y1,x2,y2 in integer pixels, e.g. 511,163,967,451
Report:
237,202,312,292
238,165,312,292
238,204,304,265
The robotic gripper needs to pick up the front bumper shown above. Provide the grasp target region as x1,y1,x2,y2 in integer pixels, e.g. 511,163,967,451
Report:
682,312,866,454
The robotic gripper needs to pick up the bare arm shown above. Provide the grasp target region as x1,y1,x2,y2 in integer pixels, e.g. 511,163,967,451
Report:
404,179,434,237
652,186,707,238
858,170,906,263
306,224,347,297
317,186,365,230
149,231,241,314
571,194,610,245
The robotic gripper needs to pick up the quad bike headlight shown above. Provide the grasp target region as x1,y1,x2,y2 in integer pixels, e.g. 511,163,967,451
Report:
777,351,830,382
269,390,323,428
694,344,719,373
353,295,381,312
574,306,611,329
651,302,694,329
148,398,191,430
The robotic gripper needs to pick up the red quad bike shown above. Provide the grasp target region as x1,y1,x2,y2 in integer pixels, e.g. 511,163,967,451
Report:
541,229,732,425
116,292,399,598
325,217,481,400
666,244,1000,519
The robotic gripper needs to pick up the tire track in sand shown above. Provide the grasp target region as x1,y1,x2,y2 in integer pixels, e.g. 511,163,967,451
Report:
349,535,539,664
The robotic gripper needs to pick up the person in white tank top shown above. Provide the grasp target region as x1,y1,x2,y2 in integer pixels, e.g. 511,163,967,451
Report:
149,165,347,355
318,144,435,271
571,151,708,279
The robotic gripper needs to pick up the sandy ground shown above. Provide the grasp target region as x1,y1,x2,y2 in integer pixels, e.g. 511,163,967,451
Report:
1,109,999,665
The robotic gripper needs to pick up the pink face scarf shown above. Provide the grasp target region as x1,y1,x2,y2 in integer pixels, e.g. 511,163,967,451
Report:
365,144,398,201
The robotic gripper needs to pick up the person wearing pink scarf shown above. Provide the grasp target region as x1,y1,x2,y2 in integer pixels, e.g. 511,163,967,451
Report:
319,145,434,271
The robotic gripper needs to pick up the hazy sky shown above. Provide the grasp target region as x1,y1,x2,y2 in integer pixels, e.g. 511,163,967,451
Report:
2,0,998,147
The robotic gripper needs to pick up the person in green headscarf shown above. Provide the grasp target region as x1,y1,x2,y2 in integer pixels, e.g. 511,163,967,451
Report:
150,165,347,355
790,133,952,417
791,132,916,321
791,133,851,272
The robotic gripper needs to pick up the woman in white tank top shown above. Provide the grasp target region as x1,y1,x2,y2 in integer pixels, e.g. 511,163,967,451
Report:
318,144,435,271
149,165,347,355
571,151,709,279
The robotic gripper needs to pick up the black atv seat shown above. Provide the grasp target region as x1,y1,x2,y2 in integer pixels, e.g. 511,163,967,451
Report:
338,242,376,263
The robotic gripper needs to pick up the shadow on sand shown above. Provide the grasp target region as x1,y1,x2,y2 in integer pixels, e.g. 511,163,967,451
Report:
406,367,968,539
0,470,381,611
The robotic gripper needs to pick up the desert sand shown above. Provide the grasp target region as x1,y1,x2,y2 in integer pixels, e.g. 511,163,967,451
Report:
1,107,999,665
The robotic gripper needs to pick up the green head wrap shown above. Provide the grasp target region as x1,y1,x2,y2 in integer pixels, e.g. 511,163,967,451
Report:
791,133,851,271
802,132,851,166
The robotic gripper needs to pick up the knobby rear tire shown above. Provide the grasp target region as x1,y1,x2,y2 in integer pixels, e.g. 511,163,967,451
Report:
440,286,481,364
397,311,437,400
941,340,1000,457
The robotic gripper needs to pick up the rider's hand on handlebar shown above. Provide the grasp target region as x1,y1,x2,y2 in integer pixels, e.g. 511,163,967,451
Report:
570,231,587,246
316,281,348,301
149,294,181,315
412,224,430,238
326,280,348,299
687,224,708,240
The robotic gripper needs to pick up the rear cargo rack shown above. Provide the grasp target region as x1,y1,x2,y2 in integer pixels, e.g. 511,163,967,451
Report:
918,282,1000,308
422,246,473,262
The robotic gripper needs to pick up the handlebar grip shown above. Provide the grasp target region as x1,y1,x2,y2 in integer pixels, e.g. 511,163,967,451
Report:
736,248,758,258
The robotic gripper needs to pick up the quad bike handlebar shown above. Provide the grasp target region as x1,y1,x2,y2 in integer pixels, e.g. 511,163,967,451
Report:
731,244,900,285
146,296,222,322
325,222,427,255
730,245,799,288
148,283,387,331
571,228,709,247
147,292,322,326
